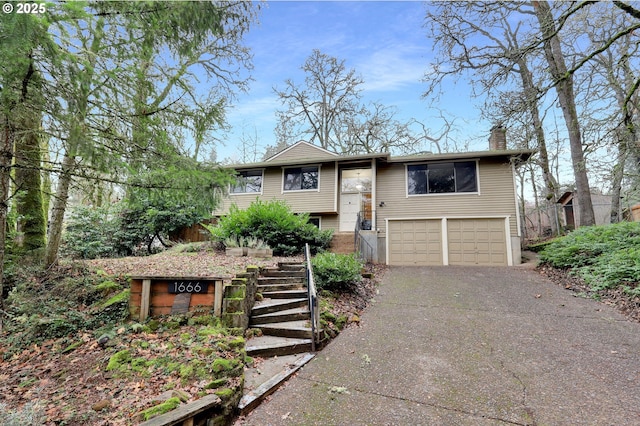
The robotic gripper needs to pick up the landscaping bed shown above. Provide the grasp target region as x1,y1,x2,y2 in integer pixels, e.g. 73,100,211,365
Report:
0,248,383,425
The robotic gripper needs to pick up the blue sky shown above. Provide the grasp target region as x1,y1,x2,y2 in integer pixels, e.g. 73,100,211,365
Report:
217,1,485,162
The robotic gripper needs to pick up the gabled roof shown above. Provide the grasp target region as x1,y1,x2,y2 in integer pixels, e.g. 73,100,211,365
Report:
265,141,338,162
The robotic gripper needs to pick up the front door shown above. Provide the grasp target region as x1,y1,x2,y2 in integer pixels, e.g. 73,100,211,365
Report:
340,193,360,232
339,168,373,232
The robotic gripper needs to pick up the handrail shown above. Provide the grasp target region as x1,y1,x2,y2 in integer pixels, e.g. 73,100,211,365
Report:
304,243,319,351
355,211,375,262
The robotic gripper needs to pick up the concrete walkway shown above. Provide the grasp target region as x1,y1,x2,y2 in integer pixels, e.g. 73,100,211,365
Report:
236,266,640,425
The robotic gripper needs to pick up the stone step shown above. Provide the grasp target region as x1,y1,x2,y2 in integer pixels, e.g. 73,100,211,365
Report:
245,335,313,357
250,307,310,325
261,289,307,299
251,298,307,316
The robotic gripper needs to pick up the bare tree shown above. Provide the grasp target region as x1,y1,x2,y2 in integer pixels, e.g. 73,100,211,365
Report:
274,49,364,153
424,1,561,233
275,49,435,155
531,0,596,226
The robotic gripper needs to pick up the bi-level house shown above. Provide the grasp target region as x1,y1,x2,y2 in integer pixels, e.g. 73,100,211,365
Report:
214,127,534,266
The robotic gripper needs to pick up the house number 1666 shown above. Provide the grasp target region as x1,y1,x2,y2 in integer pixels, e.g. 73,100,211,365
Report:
168,281,207,294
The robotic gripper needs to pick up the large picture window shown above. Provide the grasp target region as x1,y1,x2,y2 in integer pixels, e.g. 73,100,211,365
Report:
231,170,263,194
407,161,477,195
283,166,319,191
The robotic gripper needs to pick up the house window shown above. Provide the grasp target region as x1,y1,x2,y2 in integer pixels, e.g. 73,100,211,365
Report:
407,161,477,195
231,170,262,194
283,166,319,191
308,217,321,228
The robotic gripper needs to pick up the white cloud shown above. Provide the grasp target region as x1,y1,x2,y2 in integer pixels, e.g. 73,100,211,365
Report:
357,43,429,93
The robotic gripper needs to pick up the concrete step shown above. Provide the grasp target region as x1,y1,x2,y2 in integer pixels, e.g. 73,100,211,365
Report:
245,335,313,357
250,307,310,325
251,298,307,316
261,289,307,299
254,321,313,339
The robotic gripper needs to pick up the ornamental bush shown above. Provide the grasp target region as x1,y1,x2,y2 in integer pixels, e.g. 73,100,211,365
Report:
207,199,333,255
311,252,362,292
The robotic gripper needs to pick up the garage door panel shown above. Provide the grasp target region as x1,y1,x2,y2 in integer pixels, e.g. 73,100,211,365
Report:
388,220,443,266
389,218,507,266
447,219,507,266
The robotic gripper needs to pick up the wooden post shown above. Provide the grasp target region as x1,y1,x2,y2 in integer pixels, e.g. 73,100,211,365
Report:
214,280,223,317
140,279,151,322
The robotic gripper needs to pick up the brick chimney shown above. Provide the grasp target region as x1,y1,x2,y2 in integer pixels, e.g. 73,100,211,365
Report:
489,125,507,150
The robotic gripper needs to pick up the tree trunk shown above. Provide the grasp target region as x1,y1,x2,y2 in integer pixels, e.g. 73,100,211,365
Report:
609,144,625,223
14,80,46,252
532,0,596,227
0,113,14,332
44,151,74,267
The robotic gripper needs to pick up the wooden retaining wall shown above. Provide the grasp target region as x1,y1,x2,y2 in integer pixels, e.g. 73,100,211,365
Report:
129,276,227,321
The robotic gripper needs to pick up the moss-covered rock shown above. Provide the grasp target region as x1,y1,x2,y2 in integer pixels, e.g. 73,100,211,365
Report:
139,397,181,421
213,387,234,400
106,350,131,371
204,378,228,389
211,358,243,378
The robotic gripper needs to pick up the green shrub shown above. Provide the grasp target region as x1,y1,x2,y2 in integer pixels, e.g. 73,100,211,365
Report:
312,252,362,292
539,222,640,293
204,199,333,255
62,199,213,259
61,205,120,259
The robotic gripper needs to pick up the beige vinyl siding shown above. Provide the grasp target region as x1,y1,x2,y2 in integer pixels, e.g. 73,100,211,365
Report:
319,214,339,230
215,163,337,215
376,159,519,237
267,142,338,162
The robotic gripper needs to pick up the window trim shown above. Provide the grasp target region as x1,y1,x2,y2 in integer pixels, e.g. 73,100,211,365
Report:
230,169,264,195
308,216,322,229
281,164,321,193
405,160,479,197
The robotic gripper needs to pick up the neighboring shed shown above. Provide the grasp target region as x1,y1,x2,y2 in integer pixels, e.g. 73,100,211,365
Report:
557,192,613,229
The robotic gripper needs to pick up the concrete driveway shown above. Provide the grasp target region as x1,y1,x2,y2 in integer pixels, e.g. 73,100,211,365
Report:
237,266,640,425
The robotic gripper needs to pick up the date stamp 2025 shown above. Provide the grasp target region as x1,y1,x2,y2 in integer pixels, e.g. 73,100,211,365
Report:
3,2,46,14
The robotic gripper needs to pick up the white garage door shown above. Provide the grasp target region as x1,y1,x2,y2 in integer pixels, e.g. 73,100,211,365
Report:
447,219,507,266
388,220,443,266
